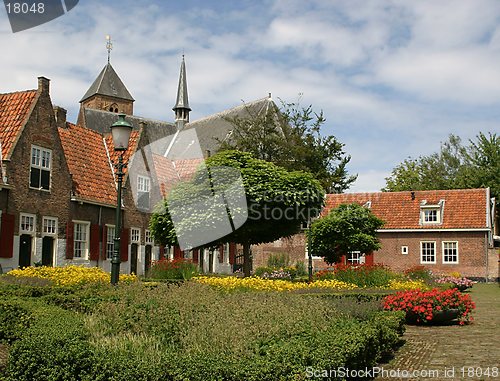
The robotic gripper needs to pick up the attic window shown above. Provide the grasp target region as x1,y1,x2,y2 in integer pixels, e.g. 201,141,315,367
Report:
363,201,371,209
420,200,444,225
30,145,51,191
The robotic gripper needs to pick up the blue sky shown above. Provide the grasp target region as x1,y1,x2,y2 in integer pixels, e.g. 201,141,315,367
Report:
1,0,500,192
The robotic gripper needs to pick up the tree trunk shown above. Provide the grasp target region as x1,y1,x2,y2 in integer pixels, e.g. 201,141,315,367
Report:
243,242,252,277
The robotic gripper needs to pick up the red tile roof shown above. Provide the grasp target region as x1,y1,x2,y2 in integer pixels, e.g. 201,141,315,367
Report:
325,189,489,230
59,122,118,206
152,154,203,197
0,90,37,160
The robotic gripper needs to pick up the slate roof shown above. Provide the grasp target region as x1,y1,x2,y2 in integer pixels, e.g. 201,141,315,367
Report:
324,189,490,230
81,108,176,138
185,96,276,154
0,90,37,160
173,57,191,112
80,63,134,102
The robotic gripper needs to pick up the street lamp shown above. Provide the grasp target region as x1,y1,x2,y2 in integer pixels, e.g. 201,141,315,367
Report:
110,114,132,285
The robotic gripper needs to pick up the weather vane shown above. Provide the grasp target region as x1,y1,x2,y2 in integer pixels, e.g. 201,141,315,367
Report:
106,35,113,63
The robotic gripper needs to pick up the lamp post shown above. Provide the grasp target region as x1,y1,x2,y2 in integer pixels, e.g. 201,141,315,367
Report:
110,114,132,285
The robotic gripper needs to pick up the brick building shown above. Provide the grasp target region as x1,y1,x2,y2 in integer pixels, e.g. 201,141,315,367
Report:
254,189,498,281
0,57,266,274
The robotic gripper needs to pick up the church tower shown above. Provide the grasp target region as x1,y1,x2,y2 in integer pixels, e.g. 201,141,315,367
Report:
172,55,191,129
78,36,134,124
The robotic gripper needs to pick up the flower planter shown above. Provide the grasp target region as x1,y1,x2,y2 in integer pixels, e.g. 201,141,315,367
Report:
405,308,461,324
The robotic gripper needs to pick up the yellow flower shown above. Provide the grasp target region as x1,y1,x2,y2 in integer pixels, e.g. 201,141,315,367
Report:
7,265,138,286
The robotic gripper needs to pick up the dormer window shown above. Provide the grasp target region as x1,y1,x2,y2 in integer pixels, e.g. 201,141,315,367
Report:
420,200,444,225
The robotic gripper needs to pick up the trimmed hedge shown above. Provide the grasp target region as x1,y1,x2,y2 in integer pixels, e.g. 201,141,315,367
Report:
1,282,406,381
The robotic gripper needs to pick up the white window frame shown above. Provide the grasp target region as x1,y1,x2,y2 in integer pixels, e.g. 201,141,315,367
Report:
347,251,365,265
401,246,409,255
20,213,36,235
145,229,153,245
421,206,441,225
420,241,436,264
42,216,58,236
106,225,116,259
137,175,151,209
131,227,141,243
30,145,52,191
73,221,90,260
442,241,459,264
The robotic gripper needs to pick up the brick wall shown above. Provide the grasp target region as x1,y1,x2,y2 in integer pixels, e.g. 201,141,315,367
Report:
80,94,133,116
5,77,73,238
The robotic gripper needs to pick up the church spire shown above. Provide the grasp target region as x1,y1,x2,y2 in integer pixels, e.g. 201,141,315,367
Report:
172,55,191,128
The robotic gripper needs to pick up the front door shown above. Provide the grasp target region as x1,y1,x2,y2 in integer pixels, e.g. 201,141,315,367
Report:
130,243,138,275
144,245,152,275
19,234,32,268
42,236,54,266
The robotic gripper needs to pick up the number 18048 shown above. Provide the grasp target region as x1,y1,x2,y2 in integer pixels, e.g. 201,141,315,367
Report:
5,2,45,14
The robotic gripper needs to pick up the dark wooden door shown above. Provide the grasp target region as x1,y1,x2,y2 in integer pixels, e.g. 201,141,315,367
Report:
144,245,152,275
130,243,138,275
41,236,54,266
19,234,32,268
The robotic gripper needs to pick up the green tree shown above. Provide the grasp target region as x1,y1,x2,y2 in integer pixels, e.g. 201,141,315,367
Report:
150,150,325,277
221,100,356,193
384,132,499,202
307,203,384,264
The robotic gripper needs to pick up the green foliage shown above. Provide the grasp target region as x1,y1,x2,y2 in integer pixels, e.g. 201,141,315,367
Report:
221,99,357,193
266,252,290,268
404,265,434,283
4,305,94,381
384,132,500,205
0,299,34,344
150,150,325,276
148,258,198,280
295,261,307,277
83,282,404,381
307,203,384,264
316,264,399,288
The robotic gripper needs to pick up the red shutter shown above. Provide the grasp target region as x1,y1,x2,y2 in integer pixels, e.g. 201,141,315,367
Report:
101,226,107,260
89,224,100,261
159,246,165,260
120,228,129,262
365,252,374,266
65,221,74,259
174,246,182,259
0,213,15,258
219,245,224,263
229,243,236,265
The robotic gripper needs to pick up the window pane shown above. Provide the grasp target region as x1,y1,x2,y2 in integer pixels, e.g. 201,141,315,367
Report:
41,170,50,190
30,168,41,188
107,227,115,259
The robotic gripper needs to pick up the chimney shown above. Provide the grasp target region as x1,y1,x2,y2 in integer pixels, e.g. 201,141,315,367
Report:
53,106,67,129
37,76,50,94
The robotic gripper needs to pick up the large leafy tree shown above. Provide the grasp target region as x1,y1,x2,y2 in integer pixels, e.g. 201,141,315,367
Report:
150,150,325,276
307,203,384,264
384,132,500,202
220,100,356,193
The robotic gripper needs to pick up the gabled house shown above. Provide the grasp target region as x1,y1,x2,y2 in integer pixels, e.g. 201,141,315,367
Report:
322,189,498,280
1,56,276,275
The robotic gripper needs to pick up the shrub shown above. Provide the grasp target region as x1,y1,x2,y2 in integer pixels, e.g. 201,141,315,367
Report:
435,276,475,290
0,299,35,344
85,282,405,380
294,261,307,277
4,305,94,381
316,264,399,288
266,253,290,268
404,265,433,282
148,258,198,280
383,288,475,325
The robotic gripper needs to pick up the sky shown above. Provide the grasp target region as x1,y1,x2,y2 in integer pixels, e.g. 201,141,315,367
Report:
1,0,499,192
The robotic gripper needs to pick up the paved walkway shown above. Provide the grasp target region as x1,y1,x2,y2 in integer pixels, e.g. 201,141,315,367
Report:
376,284,500,381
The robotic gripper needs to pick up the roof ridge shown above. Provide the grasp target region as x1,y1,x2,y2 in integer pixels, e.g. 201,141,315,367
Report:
0,89,37,97
188,96,272,125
